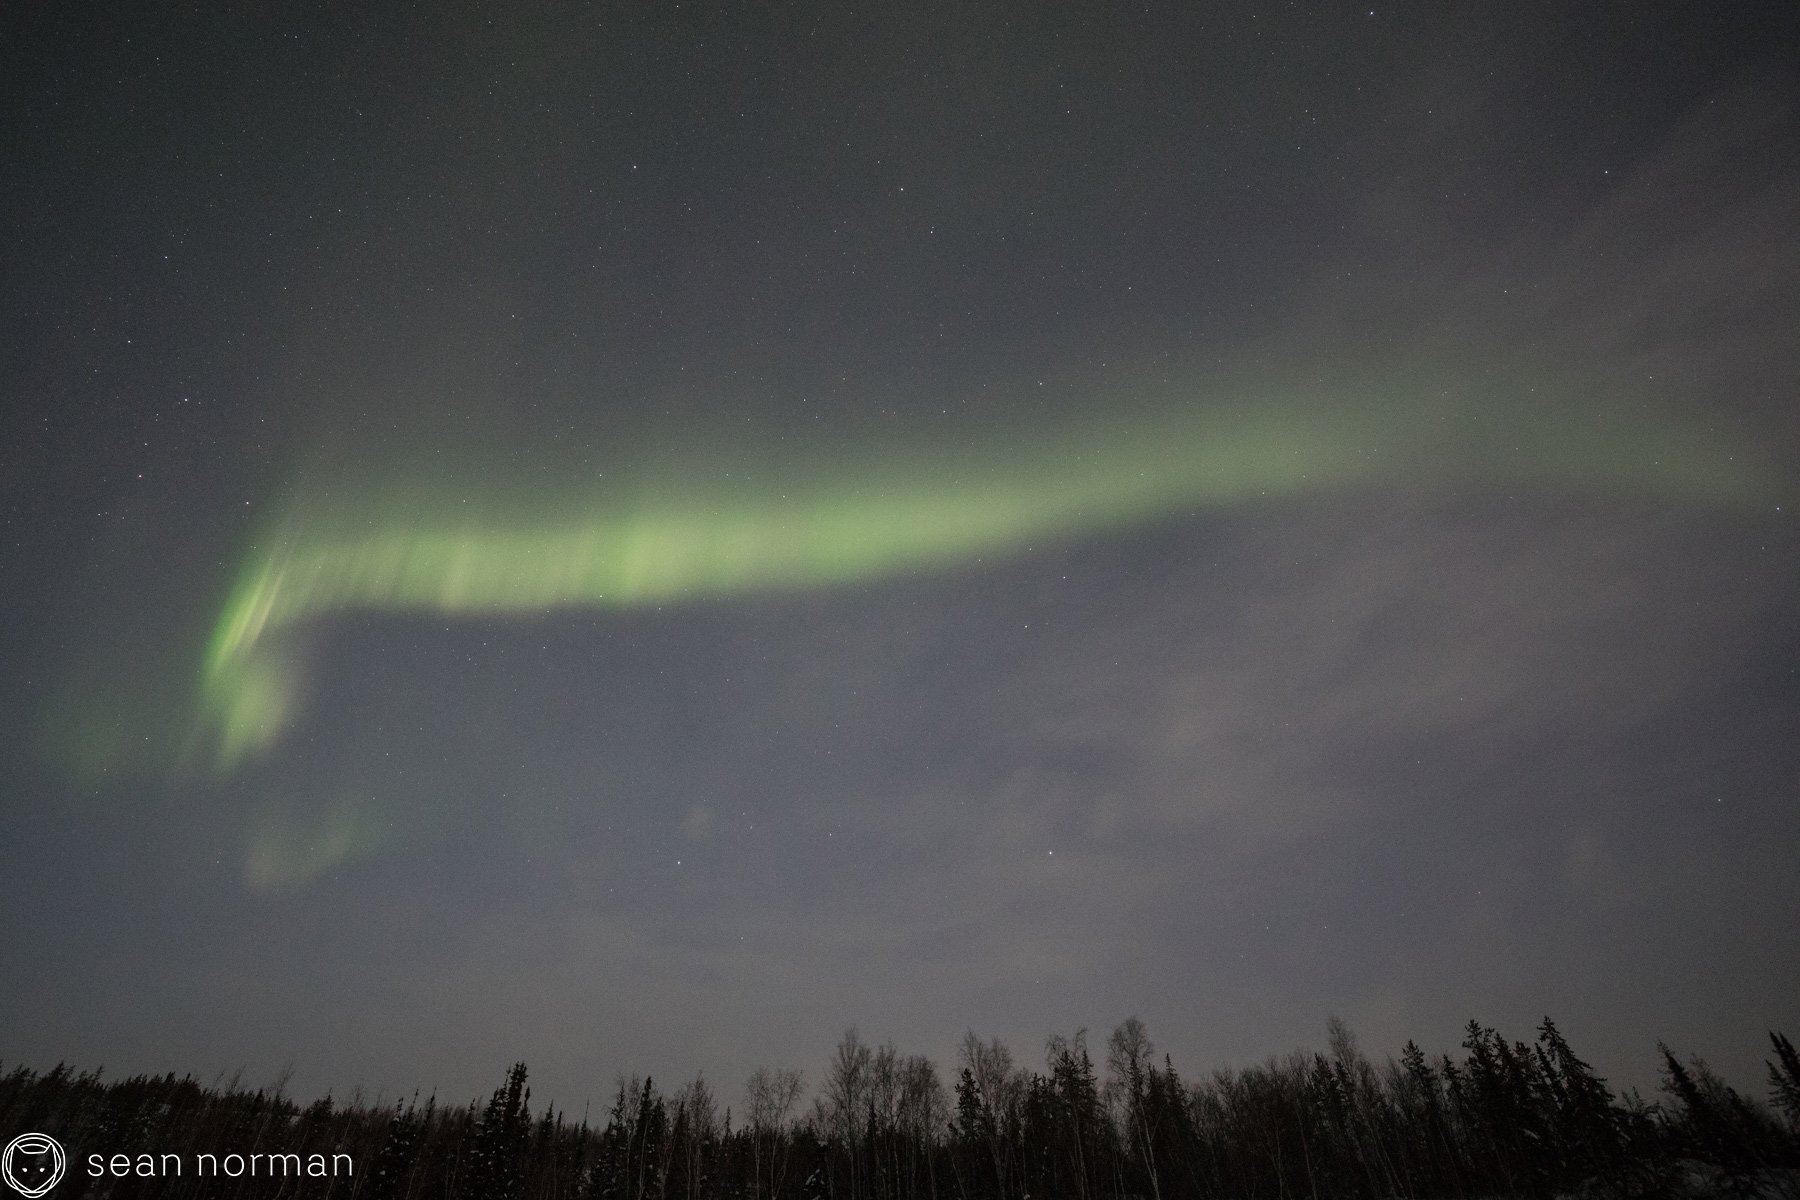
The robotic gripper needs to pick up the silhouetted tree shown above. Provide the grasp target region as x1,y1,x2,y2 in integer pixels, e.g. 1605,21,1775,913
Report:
582,1083,633,1200
746,1065,804,1200
468,1064,531,1200
371,1099,424,1200
1768,1031,1800,1128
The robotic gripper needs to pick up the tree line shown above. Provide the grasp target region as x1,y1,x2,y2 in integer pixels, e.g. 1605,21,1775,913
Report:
5,1019,1798,1198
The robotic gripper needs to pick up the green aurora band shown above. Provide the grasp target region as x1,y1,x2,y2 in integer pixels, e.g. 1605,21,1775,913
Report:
195,391,1783,773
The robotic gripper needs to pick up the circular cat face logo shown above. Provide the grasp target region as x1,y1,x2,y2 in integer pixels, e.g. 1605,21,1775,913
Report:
2,1134,65,1198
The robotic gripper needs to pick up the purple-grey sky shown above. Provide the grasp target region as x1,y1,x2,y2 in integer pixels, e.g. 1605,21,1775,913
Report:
3,2,1796,1113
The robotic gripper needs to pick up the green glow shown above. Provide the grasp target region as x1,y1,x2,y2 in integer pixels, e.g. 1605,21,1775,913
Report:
192,385,1782,777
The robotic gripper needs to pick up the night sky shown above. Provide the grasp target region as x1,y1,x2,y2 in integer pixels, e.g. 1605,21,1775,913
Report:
4,3,1797,1111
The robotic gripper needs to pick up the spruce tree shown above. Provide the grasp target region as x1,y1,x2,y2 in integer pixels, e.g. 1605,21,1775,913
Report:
370,1100,423,1200
467,1063,531,1200
1768,1032,1800,1128
582,1083,632,1200
1534,1017,1622,1186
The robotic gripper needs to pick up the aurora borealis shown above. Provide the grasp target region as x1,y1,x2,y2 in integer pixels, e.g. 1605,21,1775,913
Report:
198,388,1779,770
4,1,1798,1115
